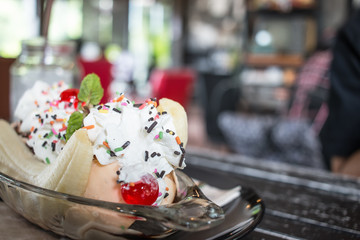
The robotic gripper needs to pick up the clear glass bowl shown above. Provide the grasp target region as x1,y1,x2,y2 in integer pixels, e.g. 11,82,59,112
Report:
0,169,224,239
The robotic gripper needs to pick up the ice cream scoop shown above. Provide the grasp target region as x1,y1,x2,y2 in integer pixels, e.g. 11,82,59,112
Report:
82,94,186,205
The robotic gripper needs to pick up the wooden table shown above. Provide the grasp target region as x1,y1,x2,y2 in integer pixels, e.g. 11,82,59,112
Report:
1,148,360,239
184,148,360,240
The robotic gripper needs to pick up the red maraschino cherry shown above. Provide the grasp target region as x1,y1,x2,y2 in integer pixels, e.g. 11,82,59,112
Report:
120,174,159,205
60,88,79,108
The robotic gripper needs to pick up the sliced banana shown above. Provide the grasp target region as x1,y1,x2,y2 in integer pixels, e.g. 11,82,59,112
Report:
157,98,188,147
0,120,93,196
42,129,93,195
0,120,43,183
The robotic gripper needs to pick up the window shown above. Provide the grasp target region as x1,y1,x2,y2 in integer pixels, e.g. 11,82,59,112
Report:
0,0,82,58
0,0,38,57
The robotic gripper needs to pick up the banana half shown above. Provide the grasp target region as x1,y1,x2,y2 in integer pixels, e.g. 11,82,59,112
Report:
0,120,93,194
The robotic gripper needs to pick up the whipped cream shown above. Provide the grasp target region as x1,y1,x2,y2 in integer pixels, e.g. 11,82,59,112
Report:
83,94,186,205
15,81,68,123
15,81,77,164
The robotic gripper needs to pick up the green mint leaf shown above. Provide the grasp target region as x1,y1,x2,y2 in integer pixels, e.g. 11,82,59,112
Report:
78,73,104,105
65,111,84,141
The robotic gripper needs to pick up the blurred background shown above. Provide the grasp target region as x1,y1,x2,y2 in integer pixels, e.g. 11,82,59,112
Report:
0,0,358,168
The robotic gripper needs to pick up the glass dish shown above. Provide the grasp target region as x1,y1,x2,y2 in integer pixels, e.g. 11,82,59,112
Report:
169,187,265,240
0,169,224,239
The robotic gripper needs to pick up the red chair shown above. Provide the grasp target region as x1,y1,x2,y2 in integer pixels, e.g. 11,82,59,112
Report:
149,68,195,109
77,56,113,103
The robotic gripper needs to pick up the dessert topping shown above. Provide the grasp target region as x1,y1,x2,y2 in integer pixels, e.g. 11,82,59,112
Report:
59,88,79,108
120,173,159,205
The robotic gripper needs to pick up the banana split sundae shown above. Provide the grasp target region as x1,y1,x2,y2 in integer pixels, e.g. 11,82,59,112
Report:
2,73,188,207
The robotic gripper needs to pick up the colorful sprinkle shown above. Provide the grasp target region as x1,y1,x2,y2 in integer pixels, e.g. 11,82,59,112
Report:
116,95,125,102
59,126,67,132
50,101,59,107
99,109,109,114
46,132,54,139
139,103,146,110
103,141,110,149
106,150,116,157
121,141,130,149
149,101,157,107
166,129,175,135
51,128,58,135
180,146,185,154
83,125,95,130
133,103,142,108
179,154,185,167
51,142,56,152
147,121,158,133
155,170,165,178
175,136,181,145
114,147,123,152
112,107,121,114
145,151,149,162
45,157,50,164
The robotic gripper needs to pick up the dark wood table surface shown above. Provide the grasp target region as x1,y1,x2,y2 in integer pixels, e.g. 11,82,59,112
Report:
184,148,360,240
1,148,360,239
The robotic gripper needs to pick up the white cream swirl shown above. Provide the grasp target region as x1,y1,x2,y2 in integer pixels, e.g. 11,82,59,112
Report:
83,95,186,205
15,81,76,164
